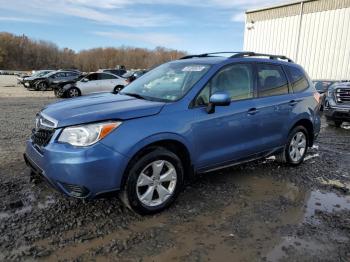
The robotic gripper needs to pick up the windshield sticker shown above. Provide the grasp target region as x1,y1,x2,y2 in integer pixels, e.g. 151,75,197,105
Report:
182,66,206,72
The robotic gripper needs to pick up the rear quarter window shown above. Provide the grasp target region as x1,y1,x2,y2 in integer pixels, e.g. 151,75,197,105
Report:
286,66,309,93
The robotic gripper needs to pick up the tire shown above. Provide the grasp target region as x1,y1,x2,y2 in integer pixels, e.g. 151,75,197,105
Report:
120,148,184,215
67,87,81,98
276,126,308,166
326,119,342,127
36,81,48,91
113,85,124,94
54,88,65,98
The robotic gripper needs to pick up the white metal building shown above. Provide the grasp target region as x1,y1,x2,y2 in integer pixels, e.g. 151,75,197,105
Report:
244,0,350,80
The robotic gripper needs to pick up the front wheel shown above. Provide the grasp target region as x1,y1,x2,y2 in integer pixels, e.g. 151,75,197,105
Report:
120,148,184,215
276,126,308,166
36,81,48,91
67,87,80,98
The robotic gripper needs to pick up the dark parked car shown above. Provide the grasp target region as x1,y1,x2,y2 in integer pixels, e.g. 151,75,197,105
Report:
99,69,127,77
313,80,338,111
324,81,350,127
52,73,87,98
20,70,55,87
24,52,320,214
31,70,82,91
313,80,337,94
122,70,148,83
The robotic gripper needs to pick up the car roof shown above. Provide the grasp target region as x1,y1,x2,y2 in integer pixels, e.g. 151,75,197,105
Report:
171,56,301,70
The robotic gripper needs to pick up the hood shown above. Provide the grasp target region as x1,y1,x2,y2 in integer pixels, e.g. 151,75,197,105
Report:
41,93,165,128
25,76,45,81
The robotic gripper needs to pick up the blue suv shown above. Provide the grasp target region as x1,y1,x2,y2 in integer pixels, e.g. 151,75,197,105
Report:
24,52,321,214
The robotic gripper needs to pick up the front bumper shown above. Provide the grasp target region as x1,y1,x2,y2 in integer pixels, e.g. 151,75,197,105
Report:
24,138,130,199
324,106,350,121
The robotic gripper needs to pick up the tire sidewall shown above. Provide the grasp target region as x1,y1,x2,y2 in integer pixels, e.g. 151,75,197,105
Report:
114,85,123,93
124,148,184,215
68,87,80,98
38,81,47,91
285,126,309,165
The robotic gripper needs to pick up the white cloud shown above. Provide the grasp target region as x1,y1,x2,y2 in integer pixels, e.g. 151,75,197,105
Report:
0,0,284,28
231,13,246,22
94,31,181,46
0,16,45,23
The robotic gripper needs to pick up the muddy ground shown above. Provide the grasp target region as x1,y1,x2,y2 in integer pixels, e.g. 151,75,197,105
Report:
0,76,349,261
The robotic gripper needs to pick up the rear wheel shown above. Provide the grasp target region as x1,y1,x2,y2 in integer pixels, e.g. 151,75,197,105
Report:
67,87,80,98
113,85,124,93
276,126,308,166
120,148,184,215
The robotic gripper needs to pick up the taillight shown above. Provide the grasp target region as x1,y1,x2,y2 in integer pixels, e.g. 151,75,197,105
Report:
314,92,321,104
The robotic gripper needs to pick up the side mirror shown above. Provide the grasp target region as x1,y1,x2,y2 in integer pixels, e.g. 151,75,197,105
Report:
207,92,231,114
82,78,89,82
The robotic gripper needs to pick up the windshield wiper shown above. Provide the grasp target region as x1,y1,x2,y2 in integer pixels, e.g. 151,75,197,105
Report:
120,92,146,100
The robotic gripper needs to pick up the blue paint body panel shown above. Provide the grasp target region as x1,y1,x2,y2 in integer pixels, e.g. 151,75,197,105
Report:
25,56,321,198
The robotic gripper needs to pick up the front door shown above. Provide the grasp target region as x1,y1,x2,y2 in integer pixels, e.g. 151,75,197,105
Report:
191,63,260,170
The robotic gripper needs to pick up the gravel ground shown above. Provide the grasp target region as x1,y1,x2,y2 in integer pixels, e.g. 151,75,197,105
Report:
0,75,349,261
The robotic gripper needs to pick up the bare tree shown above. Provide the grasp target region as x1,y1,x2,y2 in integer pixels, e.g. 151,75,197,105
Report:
0,32,187,71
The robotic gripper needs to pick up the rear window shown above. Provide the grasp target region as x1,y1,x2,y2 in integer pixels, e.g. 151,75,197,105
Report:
257,64,289,97
286,66,309,92
99,73,117,80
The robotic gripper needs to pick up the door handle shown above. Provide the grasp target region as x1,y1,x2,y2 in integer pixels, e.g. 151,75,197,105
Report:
247,108,259,115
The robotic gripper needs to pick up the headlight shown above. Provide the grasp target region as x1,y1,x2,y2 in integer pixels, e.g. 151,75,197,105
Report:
58,121,121,146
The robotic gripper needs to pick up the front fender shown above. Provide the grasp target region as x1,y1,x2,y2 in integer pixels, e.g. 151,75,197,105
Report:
125,132,194,162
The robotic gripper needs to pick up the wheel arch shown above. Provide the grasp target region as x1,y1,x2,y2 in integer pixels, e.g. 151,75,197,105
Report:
120,136,193,188
290,118,314,147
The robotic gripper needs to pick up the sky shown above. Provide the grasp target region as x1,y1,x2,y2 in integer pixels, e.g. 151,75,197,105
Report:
0,0,283,53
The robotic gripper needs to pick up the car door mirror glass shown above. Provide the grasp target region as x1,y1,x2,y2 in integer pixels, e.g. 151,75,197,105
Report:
209,92,231,106
206,92,231,114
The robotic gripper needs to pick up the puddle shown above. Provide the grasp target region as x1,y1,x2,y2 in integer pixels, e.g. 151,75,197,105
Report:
266,236,322,261
304,190,350,223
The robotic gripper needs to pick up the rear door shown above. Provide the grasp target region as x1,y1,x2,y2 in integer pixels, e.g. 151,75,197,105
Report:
254,63,291,149
98,73,118,92
192,63,261,170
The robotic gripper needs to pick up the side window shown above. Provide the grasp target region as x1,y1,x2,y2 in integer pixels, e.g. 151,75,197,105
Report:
286,66,309,93
87,73,98,81
257,64,289,97
194,85,210,106
99,73,117,80
194,63,254,106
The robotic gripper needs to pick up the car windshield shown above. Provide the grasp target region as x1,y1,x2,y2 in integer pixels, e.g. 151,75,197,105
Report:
120,63,210,102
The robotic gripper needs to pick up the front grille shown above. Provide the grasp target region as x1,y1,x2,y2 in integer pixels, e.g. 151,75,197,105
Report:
31,128,54,147
335,88,350,104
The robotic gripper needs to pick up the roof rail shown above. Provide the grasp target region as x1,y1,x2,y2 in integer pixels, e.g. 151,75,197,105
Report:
230,52,294,62
180,51,294,63
179,52,244,59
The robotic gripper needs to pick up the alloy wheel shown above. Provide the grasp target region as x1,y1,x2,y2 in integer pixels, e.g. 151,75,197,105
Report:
289,131,306,162
69,88,79,97
136,160,177,207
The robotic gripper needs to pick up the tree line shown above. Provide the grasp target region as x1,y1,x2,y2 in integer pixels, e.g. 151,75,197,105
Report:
0,32,187,71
